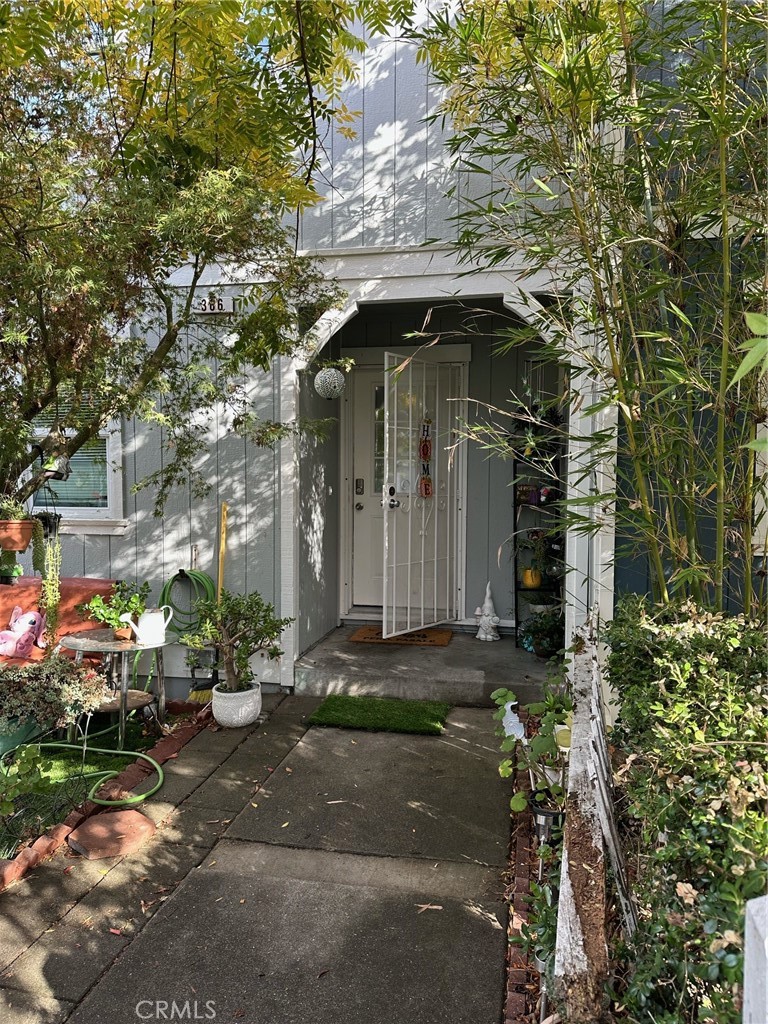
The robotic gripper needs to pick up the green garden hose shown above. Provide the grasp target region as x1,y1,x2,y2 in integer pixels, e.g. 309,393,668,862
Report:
158,569,216,636
36,741,164,807
159,569,217,702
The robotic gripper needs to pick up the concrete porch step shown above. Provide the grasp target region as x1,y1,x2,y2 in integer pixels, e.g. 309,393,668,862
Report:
293,626,548,707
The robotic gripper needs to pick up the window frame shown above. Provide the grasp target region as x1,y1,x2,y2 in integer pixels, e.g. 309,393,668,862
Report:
32,421,127,535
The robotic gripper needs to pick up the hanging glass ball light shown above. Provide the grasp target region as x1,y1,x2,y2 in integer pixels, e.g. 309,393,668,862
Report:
314,366,346,399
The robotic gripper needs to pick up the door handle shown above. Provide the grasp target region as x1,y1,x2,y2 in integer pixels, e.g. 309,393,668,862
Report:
387,498,400,509
355,503,364,511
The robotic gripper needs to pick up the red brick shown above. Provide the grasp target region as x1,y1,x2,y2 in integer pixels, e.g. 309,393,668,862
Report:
115,764,150,790
14,846,42,874
166,699,200,716
513,894,529,914
44,823,73,849
508,951,528,970
510,910,528,931
143,735,184,762
196,705,213,724
68,809,156,860
172,724,200,747
93,780,131,802
0,857,24,890
63,810,86,830
30,835,59,860
504,992,527,1021
507,968,528,986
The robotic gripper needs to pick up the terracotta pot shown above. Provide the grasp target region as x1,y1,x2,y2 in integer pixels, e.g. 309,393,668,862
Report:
113,626,133,641
0,520,34,552
521,567,542,588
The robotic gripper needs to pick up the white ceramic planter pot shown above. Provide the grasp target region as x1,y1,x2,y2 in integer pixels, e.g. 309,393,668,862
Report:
211,682,262,728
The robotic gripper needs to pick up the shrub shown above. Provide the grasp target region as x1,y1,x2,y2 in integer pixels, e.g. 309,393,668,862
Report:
0,658,106,732
605,598,768,1023
79,580,151,630
181,590,293,692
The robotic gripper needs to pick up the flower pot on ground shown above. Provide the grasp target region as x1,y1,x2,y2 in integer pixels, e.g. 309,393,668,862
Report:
211,682,263,728
78,580,151,638
181,590,293,728
519,609,565,658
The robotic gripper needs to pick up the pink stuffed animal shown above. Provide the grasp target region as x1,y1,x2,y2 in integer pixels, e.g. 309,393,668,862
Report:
0,606,47,658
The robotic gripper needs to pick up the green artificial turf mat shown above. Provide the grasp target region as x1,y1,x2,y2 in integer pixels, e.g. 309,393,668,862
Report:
307,695,451,735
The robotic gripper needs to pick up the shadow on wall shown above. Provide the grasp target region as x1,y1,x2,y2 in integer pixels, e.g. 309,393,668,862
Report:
47,362,282,609
297,356,341,654
299,20,483,251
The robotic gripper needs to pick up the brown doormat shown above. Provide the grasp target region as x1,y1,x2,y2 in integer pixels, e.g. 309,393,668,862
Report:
348,626,453,646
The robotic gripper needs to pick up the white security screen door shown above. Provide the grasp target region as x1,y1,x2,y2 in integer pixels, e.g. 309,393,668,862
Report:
382,353,462,637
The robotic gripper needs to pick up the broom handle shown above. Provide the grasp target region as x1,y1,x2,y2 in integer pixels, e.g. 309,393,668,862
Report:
217,502,228,604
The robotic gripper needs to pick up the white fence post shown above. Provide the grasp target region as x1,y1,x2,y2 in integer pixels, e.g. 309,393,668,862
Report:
743,895,768,1024
553,623,609,1020
553,619,638,1021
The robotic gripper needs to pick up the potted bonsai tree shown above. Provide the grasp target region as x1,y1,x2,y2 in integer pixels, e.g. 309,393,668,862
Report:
182,590,293,727
79,581,151,639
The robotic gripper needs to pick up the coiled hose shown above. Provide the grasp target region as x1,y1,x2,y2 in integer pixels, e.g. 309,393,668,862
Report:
158,569,217,636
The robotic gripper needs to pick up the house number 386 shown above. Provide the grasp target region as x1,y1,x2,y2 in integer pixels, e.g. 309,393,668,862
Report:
196,295,233,314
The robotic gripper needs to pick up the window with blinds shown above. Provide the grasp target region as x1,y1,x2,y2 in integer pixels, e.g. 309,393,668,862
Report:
32,396,122,520
37,438,109,509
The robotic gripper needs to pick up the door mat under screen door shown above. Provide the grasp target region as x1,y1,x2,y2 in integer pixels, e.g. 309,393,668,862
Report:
348,626,453,646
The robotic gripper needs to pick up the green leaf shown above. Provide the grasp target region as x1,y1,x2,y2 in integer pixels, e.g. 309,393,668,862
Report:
744,312,768,336
509,791,529,813
729,337,768,387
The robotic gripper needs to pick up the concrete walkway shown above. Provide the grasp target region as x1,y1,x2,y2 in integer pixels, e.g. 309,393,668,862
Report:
1,695,512,1024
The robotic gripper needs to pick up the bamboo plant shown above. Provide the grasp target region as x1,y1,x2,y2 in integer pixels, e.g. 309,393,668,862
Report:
417,0,768,616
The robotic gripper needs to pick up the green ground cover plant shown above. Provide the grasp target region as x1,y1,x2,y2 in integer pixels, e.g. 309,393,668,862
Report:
605,598,768,1023
1,717,171,858
308,695,451,735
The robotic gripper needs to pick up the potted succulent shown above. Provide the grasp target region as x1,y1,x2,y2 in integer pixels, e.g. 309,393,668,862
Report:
0,657,107,755
79,581,152,639
0,498,45,581
181,590,293,727
0,497,35,553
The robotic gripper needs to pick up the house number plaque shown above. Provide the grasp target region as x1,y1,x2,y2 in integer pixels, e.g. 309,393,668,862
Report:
195,294,234,314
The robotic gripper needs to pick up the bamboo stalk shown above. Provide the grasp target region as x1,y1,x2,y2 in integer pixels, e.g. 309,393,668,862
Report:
714,1,731,612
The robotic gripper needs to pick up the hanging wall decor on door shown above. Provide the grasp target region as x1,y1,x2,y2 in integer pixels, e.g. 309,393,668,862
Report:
418,419,433,498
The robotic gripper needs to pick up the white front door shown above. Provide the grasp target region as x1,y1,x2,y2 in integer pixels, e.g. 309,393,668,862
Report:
382,353,462,636
349,359,464,624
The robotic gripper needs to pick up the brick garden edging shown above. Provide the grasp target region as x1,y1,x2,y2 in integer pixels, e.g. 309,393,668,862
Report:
504,777,535,1023
0,699,212,893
